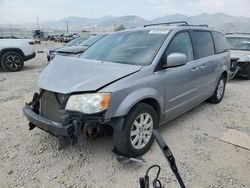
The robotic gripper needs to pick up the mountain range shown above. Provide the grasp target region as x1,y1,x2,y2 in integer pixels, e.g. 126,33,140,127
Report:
1,13,250,33
44,13,250,33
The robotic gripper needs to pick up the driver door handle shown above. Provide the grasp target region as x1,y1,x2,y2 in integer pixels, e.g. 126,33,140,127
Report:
191,67,199,72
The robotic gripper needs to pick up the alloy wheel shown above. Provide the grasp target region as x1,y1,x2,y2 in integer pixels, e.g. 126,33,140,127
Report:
217,79,225,100
4,54,22,71
130,113,154,149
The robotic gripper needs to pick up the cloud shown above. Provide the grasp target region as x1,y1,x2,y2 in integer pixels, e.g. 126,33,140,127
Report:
146,0,250,17
0,0,249,24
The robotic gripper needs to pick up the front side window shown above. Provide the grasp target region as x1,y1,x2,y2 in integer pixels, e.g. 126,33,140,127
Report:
80,30,169,66
166,32,194,62
192,31,215,59
226,37,250,51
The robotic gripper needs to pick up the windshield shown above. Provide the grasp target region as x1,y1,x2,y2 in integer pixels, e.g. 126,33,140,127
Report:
79,30,169,66
66,37,88,46
80,34,107,46
227,37,250,51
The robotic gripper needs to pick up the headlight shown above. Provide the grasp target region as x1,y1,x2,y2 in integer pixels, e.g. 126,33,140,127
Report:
49,51,55,55
65,93,111,114
238,55,250,62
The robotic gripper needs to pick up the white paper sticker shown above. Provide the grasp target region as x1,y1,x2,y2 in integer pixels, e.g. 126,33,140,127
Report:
243,41,250,44
149,30,169,34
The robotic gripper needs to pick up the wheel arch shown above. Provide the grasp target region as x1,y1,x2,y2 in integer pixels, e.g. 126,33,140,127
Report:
135,98,161,119
0,48,25,59
109,89,163,119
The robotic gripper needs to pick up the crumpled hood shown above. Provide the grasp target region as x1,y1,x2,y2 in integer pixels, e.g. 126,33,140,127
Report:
49,46,64,53
38,56,142,94
56,46,88,54
230,50,250,60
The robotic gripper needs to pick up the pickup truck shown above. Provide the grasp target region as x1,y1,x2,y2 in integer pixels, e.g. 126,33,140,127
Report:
0,39,36,72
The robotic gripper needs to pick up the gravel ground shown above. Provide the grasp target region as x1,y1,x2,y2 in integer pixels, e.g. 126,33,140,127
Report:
0,41,249,188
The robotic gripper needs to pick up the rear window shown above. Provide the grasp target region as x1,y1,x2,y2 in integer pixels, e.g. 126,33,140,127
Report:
212,32,229,53
192,31,215,59
226,37,250,51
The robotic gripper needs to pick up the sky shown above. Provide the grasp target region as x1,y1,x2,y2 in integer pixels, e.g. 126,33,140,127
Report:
0,0,250,24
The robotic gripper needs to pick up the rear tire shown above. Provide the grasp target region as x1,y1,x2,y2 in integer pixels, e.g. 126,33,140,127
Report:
113,103,158,157
1,51,24,72
208,75,226,104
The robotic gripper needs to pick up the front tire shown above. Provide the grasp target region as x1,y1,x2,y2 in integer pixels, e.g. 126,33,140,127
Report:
208,75,226,104
1,51,24,72
113,103,158,157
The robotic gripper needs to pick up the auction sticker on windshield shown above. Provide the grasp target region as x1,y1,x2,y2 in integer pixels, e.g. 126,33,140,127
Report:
149,30,169,34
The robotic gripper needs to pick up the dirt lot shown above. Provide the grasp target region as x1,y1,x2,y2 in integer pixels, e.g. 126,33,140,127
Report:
0,42,250,188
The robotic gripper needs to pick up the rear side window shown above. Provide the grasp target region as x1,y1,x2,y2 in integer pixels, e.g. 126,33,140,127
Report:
166,32,194,62
212,32,229,53
192,31,215,59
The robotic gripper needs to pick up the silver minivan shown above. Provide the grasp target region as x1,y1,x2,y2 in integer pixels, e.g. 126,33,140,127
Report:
23,22,230,157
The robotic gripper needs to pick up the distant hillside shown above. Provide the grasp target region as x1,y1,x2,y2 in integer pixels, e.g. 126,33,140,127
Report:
151,13,250,33
45,15,115,27
1,13,250,33
43,15,148,31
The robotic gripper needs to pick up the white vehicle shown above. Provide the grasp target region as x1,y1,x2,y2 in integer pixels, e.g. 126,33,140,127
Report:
0,39,36,72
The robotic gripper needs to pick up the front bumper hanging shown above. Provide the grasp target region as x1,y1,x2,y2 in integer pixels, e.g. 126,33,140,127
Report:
23,91,123,149
23,105,72,137
22,92,101,148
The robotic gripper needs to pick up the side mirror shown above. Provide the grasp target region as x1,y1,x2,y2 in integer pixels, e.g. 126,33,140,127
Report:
164,53,187,68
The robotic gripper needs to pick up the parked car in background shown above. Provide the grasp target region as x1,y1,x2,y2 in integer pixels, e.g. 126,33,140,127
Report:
61,33,80,43
50,33,108,60
72,33,80,39
47,37,89,61
23,22,230,157
48,33,58,41
226,33,250,79
61,34,73,43
55,34,64,42
0,39,35,71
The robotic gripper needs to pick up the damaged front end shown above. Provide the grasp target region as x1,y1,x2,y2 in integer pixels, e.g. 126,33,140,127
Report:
229,55,250,80
23,90,112,149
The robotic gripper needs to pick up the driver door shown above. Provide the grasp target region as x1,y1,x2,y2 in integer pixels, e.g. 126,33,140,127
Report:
161,31,201,121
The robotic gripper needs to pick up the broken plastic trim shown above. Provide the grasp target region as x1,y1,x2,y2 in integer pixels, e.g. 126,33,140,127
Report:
24,91,109,149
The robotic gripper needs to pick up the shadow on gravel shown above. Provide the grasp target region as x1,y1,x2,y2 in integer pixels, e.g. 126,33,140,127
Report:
0,65,38,73
229,77,250,83
29,102,209,159
33,130,115,157
158,102,207,134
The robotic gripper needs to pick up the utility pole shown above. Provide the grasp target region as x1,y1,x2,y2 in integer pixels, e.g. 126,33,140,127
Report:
66,21,69,33
36,17,40,30
9,22,13,38
113,18,116,31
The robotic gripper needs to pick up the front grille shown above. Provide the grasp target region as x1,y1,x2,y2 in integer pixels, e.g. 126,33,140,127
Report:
230,59,238,71
40,90,62,123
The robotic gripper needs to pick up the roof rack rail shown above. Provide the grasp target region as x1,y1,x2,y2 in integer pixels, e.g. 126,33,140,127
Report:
144,21,188,27
144,22,210,28
188,24,209,27
225,32,250,35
